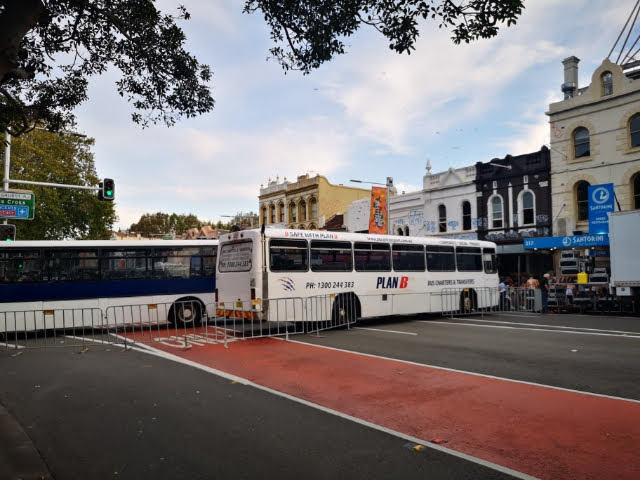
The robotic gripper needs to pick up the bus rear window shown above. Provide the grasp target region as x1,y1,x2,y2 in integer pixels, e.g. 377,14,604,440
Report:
310,240,352,272
219,240,253,273
269,239,308,272
426,245,455,272
455,247,482,272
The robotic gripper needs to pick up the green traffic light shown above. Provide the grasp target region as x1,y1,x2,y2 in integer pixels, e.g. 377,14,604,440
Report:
106,190,113,196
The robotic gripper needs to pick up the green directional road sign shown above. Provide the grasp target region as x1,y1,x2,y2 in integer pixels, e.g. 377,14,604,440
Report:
0,189,35,220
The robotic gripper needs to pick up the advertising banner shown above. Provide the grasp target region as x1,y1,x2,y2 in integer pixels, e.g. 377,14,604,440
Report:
368,186,387,234
588,183,614,234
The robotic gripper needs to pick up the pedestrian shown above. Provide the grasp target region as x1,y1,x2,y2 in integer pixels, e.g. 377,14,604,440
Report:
565,284,574,304
540,273,550,313
499,278,507,310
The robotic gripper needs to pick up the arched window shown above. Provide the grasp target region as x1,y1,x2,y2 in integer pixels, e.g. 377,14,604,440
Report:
404,226,410,236
260,205,267,225
289,202,297,223
630,114,640,148
309,198,318,219
278,202,285,223
634,173,640,209
602,71,613,96
396,227,404,236
438,205,447,233
462,201,472,230
576,181,590,221
308,223,317,230
299,200,307,221
269,204,276,224
574,127,590,158
520,191,535,225
490,196,503,228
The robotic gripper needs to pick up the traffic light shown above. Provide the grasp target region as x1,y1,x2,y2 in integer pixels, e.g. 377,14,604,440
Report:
99,178,115,201
0,224,16,242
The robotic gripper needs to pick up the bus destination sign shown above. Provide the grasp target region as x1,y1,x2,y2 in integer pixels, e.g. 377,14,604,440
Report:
0,190,35,220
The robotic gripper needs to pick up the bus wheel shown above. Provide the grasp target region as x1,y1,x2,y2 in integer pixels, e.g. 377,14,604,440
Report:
459,290,476,314
332,294,357,325
170,298,204,327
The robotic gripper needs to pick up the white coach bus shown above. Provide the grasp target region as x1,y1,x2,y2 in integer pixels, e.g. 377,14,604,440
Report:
215,228,499,323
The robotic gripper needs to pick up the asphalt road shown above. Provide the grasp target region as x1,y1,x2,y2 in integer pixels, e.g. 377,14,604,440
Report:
297,311,640,400
0,341,518,480
1,311,638,480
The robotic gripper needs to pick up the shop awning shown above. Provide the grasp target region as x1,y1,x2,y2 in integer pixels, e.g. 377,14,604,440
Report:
523,234,609,250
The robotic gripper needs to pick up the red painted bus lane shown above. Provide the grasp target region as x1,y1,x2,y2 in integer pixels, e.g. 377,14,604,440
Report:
125,332,640,480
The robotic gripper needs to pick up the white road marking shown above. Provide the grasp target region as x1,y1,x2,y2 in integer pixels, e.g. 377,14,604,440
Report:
354,327,418,335
424,318,640,338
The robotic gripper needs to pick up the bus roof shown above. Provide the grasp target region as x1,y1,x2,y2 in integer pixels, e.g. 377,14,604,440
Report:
218,228,496,248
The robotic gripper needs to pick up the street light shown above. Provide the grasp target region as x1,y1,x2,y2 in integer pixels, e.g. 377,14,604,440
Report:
350,177,393,235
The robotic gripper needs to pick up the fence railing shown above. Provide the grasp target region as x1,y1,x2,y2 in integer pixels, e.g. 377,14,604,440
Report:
2,288,541,351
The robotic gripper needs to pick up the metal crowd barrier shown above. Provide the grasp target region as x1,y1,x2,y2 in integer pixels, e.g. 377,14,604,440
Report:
2,288,545,351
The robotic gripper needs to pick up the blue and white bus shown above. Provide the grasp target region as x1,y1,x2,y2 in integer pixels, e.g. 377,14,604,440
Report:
0,239,218,333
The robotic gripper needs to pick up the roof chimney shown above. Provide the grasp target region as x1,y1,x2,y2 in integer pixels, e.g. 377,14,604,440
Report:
561,56,580,99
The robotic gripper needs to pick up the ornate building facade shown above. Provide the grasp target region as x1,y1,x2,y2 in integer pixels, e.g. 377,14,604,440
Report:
258,173,370,230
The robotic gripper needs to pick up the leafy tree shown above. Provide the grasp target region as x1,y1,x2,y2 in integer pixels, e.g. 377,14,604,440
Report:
2,1,524,137
1,0,214,137
247,0,525,74
130,212,205,237
7,129,117,239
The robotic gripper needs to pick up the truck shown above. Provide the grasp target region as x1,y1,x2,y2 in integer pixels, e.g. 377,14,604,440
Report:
608,210,640,313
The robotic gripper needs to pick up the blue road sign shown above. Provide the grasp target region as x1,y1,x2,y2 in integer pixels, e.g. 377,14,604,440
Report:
588,183,614,234
0,205,31,219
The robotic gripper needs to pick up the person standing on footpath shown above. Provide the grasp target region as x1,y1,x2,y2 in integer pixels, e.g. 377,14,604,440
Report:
540,273,551,313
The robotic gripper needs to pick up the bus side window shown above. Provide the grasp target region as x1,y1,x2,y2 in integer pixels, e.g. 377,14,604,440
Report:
354,242,391,271
269,239,308,272
426,246,455,272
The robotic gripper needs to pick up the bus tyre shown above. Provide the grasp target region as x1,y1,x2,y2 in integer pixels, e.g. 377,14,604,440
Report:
459,290,476,314
171,299,204,327
332,295,356,325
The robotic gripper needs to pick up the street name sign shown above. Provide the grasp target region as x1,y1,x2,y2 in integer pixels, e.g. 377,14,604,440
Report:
0,190,35,220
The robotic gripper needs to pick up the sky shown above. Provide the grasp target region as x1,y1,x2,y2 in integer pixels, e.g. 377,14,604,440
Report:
72,0,636,231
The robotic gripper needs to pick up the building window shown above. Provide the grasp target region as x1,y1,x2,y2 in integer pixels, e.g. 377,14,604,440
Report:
269,205,276,224
278,202,284,223
574,127,590,158
490,196,503,229
634,174,640,209
602,71,613,96
261,206,267,225
630,114,640,148
404,226,409,236
299,200,307,221
462,201,471,230
438,205,447,233
576,181,590,221
310,198,317,219
289,202,297,223
396,227,404,236
520,191,535,225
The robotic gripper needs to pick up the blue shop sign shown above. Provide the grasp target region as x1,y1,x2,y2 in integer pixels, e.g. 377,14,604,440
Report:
588,183,614,234
523,234,609,250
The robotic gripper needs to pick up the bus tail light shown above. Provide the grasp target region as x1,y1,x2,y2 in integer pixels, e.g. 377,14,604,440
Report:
250,288,256,300
215,288,218,303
